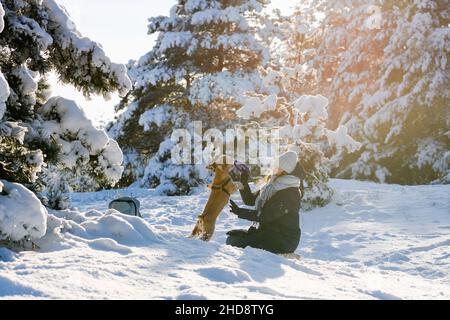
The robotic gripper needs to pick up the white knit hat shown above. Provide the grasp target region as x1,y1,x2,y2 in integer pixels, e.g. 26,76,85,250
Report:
276,151,298,174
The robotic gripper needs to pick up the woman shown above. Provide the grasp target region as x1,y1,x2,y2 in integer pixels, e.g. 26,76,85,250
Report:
227,151,303,254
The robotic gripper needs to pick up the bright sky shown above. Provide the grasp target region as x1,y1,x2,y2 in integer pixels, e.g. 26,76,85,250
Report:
51,0,295,126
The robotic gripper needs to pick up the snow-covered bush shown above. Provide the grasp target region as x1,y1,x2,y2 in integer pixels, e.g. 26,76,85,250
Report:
0,180,47,243
109,0,269,194
31,97,124,208
0,0,130,209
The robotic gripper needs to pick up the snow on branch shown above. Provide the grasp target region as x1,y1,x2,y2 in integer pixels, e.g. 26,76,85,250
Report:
0,3,8,121
37,97,124,185
7,12,54,50
43,0,131,97
0,72,9,121
0,2,4,33
326,125,362,153
236,94,277,120
191,7,250,30
293,95,329,119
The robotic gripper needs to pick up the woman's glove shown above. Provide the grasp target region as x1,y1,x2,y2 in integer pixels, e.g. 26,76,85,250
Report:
240,171,250,184
234,161,250,183
229,200,260,222
229,200,242,216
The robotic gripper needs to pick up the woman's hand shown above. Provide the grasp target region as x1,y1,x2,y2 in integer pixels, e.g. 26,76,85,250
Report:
229,200,241,215
229,200,260,223
240,171,250,184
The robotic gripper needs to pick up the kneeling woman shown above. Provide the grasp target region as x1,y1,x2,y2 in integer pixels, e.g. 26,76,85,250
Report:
227,151,303,254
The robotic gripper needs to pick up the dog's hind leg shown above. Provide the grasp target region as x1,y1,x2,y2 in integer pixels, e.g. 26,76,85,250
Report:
200,216,216,241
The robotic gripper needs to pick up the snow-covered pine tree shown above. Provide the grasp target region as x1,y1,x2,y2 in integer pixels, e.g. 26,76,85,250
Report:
288,0,385,127
109,0,269,195
0,1,44,188
0,1,47,246
288,0,449,184
0,0,131,210
344,0,450,184
260,4,319,99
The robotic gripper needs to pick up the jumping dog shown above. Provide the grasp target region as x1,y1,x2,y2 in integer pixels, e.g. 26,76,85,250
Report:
190,156,243,241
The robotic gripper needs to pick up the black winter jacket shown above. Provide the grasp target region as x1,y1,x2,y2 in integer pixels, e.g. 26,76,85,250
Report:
237,182,301,252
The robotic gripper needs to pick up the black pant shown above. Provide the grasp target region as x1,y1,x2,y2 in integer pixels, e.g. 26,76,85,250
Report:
226,229,295,254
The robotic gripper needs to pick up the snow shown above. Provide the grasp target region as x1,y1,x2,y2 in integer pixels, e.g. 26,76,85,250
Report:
189,71,263,106
107,102,140,140
7,11,54,50
35,97,124,189
156,32,195,55
293,95,329,119
236,95,277,120
40,97,109,153
97,139,124,184
0,4,8,121
11,66,39,106
39,97,122,164
327,125,362,153
139,105,175,130
0,179,449,299
0,72,9,121
184,0,213,14
236,97,265,120
12,66,38,97
0,180,48,242
324,1,450,182
0,2,4,33
0,122,29,144
191,7,249,30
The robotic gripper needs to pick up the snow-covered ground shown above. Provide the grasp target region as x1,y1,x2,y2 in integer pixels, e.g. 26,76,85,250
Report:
0,179,449,300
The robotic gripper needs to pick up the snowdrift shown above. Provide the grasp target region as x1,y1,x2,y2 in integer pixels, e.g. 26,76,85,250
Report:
0,180,449,299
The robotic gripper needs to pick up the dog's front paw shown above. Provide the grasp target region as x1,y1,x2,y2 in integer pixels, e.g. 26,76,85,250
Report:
200,232,212,242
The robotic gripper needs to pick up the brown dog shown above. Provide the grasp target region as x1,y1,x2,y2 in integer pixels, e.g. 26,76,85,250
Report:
191,156,242,241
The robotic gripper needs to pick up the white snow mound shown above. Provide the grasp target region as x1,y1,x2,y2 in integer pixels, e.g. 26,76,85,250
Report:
0,180,48,242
